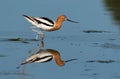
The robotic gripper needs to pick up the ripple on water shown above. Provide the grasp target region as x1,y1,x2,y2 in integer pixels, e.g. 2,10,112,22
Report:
83,30,111,33
0,55,8,57
86,60,116,64
101,43,120,49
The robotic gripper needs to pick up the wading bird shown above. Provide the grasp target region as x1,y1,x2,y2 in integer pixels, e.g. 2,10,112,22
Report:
23,14,78,40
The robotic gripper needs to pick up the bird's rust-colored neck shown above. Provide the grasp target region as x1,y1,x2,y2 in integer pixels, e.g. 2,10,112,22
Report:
47,49,65,66
49,15,66,31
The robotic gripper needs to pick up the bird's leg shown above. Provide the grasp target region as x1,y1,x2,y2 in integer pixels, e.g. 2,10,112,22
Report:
40,32,45,41
30,26,39,40
31,28,45,41
35,36,44,46
36,33,39,40
30,26,44,46
30,25,37,29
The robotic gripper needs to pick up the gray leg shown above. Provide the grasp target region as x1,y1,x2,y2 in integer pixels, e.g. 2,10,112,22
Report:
31,29,44,40
30,26,39,40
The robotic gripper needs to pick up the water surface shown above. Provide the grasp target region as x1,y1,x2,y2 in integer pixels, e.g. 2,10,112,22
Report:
0,0,120,79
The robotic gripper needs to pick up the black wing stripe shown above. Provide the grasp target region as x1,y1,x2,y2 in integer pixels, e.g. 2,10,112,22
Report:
23,15,35,22
41,17,54,24
33,18,54,26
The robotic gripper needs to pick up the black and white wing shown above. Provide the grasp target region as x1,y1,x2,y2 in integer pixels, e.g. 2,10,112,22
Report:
23,15,55,30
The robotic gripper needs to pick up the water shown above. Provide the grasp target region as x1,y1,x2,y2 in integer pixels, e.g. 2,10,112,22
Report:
0,0,120,79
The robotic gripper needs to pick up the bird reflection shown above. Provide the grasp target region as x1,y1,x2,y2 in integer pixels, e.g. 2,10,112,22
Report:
21,48,77,67
17,41,77,68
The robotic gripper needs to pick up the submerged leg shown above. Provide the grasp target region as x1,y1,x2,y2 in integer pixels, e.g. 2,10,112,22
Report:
29,40,44,55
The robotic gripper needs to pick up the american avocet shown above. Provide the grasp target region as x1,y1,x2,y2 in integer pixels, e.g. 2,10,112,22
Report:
23,14,78,40
20,49,77,67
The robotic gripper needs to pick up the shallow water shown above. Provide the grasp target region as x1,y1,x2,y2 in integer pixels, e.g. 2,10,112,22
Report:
0,0,120,79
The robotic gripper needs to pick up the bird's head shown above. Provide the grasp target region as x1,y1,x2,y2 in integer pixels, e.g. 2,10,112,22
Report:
58,15,79,23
